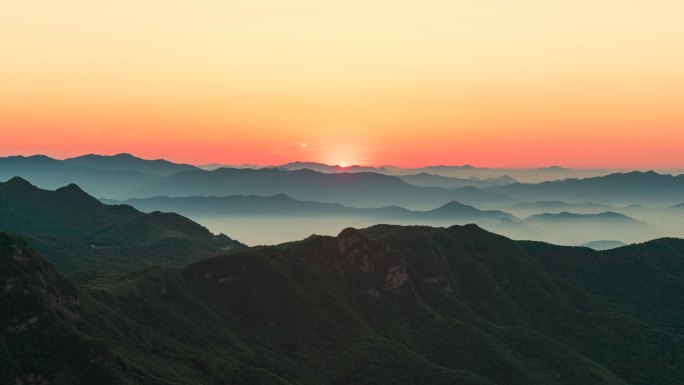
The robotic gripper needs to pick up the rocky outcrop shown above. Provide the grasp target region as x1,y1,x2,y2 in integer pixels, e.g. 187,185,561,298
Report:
336,228,413,293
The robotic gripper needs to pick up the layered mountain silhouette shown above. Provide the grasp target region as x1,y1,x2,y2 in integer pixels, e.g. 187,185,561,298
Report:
0,177,244,273
506,201,614,216
105,195,520,246
2,154,682,246
279,161,388,174
2,225,684,385
129,168,511,209
0,154,646,205
399,172,517,189
109,193,665,246
525,211,645,224
522,212,658,245
111,194,516,222
616,203,684,224
490,171,684,205
388,165,611,183
0,155,160,198
64,153,198,176
278,162,610,183
1,154,625,202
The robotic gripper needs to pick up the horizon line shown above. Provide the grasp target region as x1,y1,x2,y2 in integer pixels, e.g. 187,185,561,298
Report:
2,151,683,171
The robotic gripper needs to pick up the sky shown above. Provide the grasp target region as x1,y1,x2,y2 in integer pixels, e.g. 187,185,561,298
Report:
1,0,683,168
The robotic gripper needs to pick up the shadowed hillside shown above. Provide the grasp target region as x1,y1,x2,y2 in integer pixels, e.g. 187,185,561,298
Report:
0,177,244,273
2,225,683,385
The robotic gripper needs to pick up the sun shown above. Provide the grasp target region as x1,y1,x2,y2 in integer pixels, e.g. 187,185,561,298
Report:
324,145,363,168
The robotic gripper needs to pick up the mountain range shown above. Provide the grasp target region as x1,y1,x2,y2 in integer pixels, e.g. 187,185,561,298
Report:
398,173,517,189
63,153,198,176
505,201,615,216
279,162,614,183
109,195,516,222
2,153,683,246
278,161,390,174
127,167,511,209
108,193,662,246
521,211,657,245
4,154,684,208
0,155,161,199
489,171,684,205
2,153,684,384
0,177,244,273
2,224,683,385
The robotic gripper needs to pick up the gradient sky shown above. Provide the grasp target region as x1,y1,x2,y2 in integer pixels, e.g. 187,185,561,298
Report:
1,0,683,167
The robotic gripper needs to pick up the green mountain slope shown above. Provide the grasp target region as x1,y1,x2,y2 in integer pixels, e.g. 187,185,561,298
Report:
0,177,244,273
3,225,683,385
0,233,122,384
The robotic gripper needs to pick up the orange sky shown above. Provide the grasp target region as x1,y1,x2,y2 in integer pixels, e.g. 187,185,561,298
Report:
1,0,683,168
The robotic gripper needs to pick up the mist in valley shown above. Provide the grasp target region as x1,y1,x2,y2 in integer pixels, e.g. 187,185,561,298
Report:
187,212,672,248
4,154,684,249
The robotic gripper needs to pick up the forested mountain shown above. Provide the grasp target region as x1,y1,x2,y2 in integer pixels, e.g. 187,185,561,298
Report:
2,224,683,385
0,177,244,273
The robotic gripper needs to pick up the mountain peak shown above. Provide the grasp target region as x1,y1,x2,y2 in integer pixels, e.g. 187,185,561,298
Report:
337,227,367,254
72,153,138,160
617,170,665,178
338,227,363,242
437,200,470,209
494,175,517,183
55,182,89,196
537,165,569,171
112,153,137,159
430,201,478,215
3,176,34,188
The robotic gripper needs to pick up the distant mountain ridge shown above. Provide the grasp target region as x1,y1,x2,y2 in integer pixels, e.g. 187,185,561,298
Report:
64,153,198,176
111,194,516,223
522,211,657,245
525,211,645,223
510,200,613,211
0,154,646,202
279,161,388,173
0,155,160,198
129,167,511,209
108,194,665,246
399,172,517,189
491,171,684,205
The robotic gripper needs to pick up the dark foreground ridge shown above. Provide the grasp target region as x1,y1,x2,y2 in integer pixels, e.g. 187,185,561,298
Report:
2,224,683,385
0,177,245,273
